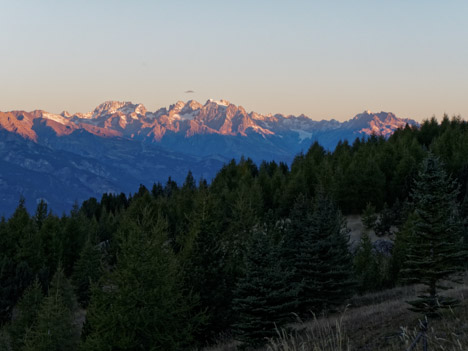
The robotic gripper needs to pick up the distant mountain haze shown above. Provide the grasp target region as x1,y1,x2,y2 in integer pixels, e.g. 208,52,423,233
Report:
0,100,418,216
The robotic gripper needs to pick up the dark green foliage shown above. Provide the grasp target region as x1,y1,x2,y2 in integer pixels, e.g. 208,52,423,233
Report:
362,202,378,231
0,200,36,325
3,115,468,347
23,284,79,351
8,279,44,350
281,192,354,316
60,207,88,276
401,154,468,316
181,188,230,345
233,225,297,349
21,268,79,351
354,232,381,293
38,214,62,282
305,192,355,312
374,203,394,237
0,328,12,351
48,267,78,315
72,239,102,308
82,204,202,350
34,200,49,230
390,211,418,283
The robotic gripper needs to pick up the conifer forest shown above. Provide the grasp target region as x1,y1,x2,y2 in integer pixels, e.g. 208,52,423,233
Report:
1,116,468,350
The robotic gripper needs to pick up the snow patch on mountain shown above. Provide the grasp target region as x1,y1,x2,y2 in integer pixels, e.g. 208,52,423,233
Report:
208,99,230,107
42,112,69,124
291,128,313,142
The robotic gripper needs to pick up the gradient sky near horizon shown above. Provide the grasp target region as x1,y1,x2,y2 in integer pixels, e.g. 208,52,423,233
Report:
1,0,467,122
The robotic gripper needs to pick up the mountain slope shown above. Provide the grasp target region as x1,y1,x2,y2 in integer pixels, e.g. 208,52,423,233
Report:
0,101,418,215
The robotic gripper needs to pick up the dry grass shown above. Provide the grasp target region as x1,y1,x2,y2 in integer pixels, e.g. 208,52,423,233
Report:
205,273,468,351
266,274,468,351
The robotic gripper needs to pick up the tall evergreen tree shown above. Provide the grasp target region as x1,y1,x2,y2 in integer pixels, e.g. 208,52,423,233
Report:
281,192,354,316
71,239,102,308
8,279,44,350
401,154,467,316
34,200,49,230
233,225,297,349
305,192,355,312
82,205,201,350
181,187,229,345
22,270,79,351
362,202,377,231
0,200,35,324
60,206,87,276
354,232,381,293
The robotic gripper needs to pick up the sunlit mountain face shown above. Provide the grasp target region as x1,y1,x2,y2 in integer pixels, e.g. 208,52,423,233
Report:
0,100,418,215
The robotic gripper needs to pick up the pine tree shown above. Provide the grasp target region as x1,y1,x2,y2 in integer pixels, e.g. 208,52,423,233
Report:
354,232,381,293
401,154,467,316
362,202,377,231
389,211,418,283
34,200,49,230
48,267,77,313
281,192,354,316
233,225,297,349
0,200,35,324
181,188,229,344
374,202,394,237
9,279,44,350
60,207,87,276
0,327,12,351
22,271,79,351
38,214,62,284
71,239,102,307
305,192,355,312
82,205,201,350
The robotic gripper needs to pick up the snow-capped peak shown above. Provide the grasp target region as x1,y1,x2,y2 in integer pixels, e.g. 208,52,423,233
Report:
207,99,230,107
42,112,70,124
91,101,147,118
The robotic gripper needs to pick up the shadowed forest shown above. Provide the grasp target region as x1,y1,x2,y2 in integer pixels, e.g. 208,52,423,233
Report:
1,116,468,350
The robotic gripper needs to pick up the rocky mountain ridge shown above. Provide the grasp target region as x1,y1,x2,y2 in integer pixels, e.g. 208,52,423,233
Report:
0,100,418,215
0,100,417,155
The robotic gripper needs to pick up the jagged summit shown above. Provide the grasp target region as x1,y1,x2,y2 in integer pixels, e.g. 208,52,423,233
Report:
90,101,147,118
207,99,230,107
0,100,420,216
0,100,418,148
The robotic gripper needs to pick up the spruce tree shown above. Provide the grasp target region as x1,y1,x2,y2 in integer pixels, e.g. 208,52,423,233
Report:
181,187,229,344
60,207,87,276
9,279,44,350
305,191,355,312
374,202,394,237
34,200,49,230
233,225,297,349
362,202,377,231
82,205,201,350
281,192,354,316
354,232,381,293
48,267,77,313
71,239,102,307
401,154,467,316
0,200,35,324
0,327,11,351
389,211,418,284
22,270,79,351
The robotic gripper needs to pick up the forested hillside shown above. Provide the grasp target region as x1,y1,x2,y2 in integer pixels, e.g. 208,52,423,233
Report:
1,116,467,350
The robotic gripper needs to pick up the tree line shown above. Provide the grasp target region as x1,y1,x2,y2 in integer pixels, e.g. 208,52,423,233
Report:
0,115,467,350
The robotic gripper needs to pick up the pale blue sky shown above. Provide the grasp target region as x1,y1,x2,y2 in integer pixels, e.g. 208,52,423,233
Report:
1,0,467,121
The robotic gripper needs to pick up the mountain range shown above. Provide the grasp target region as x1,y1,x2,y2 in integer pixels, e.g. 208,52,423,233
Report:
0,99,418,215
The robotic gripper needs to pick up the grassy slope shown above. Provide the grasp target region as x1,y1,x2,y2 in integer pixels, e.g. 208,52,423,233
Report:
205,274,468,351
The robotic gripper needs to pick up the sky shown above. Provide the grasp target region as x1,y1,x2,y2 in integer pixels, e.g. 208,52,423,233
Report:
1,0,467,122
